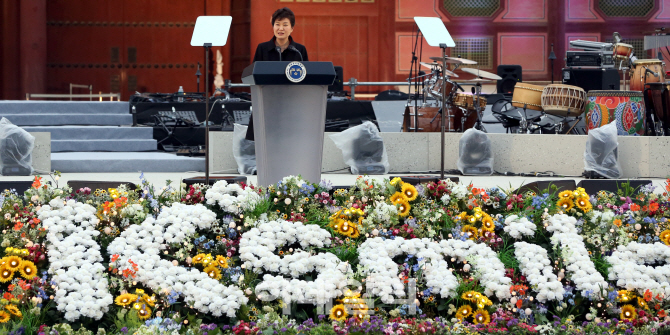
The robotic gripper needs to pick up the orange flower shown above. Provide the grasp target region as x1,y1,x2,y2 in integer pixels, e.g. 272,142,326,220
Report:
111,254,120,262
644,290,653,302
32,218,40,224
13,222,23,231
32,176,42,189
7,285,14,291
515,299,523,308
650,202,659,212
659,310,667,318
630,203,640,211
613,219,622,227
472,188,481,196
2,292,13,300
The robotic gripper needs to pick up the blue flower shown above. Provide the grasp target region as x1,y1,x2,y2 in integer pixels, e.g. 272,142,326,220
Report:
608,290,618,302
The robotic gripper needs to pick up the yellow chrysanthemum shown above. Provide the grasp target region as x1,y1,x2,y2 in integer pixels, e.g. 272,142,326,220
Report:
204,265,222,280
115,293,138,306
0,266,14,283
397,200,411,217
390,192,408,204
201,254,214,266
462,225,478,239
337,221,355,236
558,190,574,200
481,215,495,232
390,177,403,187
456,212,468,221
137,306,152,320
461,291,477,302
192,253,206,264
401,183,418,202
215,255,229,268
575,197,592,212
557,198,574,211
18,260,37,280
329,304,348,321
618,290,634,303
661,230,670,245
466,215,477,224
0,311,9,323
4,256,21,271
620,304,637,321
4,305,21,318
142,294,157,307
455,305,472,320
472,309,491,325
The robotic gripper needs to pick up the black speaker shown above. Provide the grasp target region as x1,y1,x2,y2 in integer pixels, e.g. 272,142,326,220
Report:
67,180,138,192
375,90,409,101
562,67,620,91
398,175,459,185
497,65,522,94
0,181,33,194
516,180,576,195
329,66,344,92
576,180,652,195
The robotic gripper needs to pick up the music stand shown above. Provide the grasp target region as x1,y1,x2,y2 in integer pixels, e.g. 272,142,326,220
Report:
414,17,456,180
191,16,232,185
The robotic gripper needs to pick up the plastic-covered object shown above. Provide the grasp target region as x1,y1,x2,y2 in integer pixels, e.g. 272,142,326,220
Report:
232,123,257,175
0,117,34,176
329,121,389,175
584,121,622,179
457,128,493,175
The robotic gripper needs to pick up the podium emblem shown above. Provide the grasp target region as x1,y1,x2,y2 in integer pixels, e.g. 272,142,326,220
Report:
286,62,307,83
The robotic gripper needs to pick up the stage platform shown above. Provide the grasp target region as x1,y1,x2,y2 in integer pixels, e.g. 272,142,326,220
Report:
211,132,670,179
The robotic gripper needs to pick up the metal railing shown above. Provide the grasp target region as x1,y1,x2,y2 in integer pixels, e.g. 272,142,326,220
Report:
26,93,121,101
228,78,411,100
69,83,93,101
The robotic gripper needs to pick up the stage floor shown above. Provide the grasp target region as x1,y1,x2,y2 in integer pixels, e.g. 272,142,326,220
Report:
1,172,666,194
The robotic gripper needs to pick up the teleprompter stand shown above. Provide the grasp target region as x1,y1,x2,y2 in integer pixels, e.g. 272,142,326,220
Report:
191,16,232,185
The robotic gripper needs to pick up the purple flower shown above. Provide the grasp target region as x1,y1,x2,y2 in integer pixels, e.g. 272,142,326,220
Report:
120,328,128,334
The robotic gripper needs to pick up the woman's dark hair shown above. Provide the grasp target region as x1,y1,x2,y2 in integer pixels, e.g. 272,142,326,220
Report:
272,7,295,27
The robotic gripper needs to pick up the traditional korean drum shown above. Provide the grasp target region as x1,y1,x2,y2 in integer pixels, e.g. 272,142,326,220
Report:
586,91,645,136
630,59,665,92
453,93,487,110
512,83,544,111
613,43,634,60
540,84,587,117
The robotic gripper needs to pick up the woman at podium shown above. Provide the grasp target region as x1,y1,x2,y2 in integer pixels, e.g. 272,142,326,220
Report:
246,7,309,141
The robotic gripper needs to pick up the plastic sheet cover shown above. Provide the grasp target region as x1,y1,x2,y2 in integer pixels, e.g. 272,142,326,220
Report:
584,121,622,179
457,128,493,175
329,121,389,175
0,117,34,175
232,123,257,175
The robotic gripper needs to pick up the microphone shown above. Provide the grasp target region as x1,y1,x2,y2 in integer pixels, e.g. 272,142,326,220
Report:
456,83,465,92
275,46,282,61
288,45,303,61
471,87,476,94
644,66,659,77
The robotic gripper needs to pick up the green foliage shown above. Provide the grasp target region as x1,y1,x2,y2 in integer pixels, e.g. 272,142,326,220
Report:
591,253,612,279
497,239,519,272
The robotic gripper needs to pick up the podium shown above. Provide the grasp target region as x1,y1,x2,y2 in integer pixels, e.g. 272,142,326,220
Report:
242,61,336,186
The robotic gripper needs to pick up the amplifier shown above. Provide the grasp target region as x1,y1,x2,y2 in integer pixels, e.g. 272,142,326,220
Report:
565,51,614,68
562,67,620,91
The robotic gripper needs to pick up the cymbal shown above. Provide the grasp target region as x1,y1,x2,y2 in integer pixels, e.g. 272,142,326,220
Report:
458,78,494,83
419,62,459,77
461,68,502,80
429,56,478,65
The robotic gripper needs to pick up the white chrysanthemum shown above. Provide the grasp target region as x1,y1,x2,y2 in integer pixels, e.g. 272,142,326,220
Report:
205,180,260,214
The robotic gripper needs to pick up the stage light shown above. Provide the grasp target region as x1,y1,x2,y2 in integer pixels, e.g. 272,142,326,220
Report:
330,121,388,175
0,120,34,176
457,129,493,175
583,122,621,179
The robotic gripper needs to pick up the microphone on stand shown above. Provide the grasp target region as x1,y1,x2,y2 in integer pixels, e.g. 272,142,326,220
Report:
275,46,282,61
644,66,660,77
288,45,303,61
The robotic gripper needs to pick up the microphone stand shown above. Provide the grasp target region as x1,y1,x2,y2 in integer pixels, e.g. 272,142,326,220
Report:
196,63,201,93
407,26,421,132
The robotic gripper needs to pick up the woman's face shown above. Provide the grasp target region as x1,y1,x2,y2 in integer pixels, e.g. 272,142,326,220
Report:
273,18,293,42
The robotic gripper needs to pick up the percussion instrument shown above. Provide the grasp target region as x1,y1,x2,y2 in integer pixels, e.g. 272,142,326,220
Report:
419,62,459,77
540,84,587,117
586,91,645,136
425,76,456,100
429,56,478,65
461,68,502,80
630,59,665,92
613,43,634,60
403,106,443,132
512,83,545,111
644,83,669,135
453,93,487,110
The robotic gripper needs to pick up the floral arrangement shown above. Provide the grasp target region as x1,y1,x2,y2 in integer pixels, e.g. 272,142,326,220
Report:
0,175,669,334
